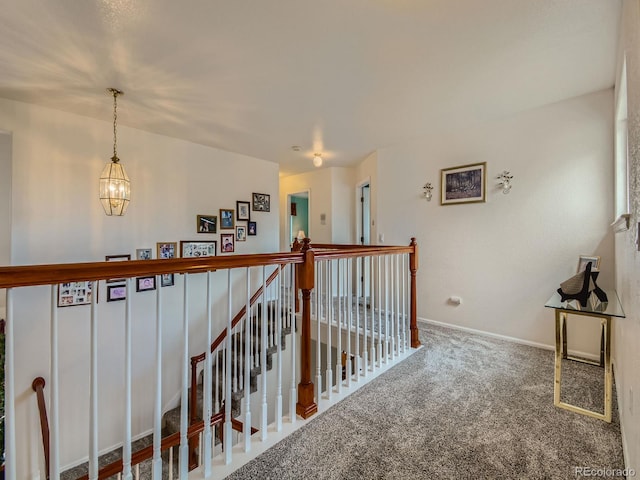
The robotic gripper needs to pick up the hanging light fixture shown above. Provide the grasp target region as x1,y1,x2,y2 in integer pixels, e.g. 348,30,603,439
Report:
313,153,323,167
99,88,131,216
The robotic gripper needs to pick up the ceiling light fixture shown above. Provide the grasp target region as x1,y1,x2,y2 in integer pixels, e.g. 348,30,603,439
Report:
313,153,323,168
99,88,131,216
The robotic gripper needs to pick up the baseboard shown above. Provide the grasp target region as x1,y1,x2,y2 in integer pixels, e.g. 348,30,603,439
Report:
418,317,600,362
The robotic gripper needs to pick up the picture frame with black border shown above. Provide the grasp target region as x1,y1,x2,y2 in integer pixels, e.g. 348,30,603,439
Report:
160,273,175,287
252,192,270,212
221,233,235,253
236,201,250,221
105,254,131,283
248,221,257,236
136,276,156,292
180,240,217,258
197,214,217,233
220,209,235,229
107,284,127,302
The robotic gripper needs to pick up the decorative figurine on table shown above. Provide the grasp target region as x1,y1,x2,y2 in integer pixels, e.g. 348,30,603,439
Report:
557,261,608,307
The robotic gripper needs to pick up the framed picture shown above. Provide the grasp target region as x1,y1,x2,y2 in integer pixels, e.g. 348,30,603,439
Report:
252,192,270,212
136,276,156,292
441,162,486,205
58,281,94,307
160,273,175,287
236,225,247,242
221,233,235,253
197,214,217,234
107,284,127,302
136,248,152,260
157,242,177,259
577,255,601,273
105,254,131,283
180,240,217,258
220,209,235,229
248,221,257,236
236,201,251,221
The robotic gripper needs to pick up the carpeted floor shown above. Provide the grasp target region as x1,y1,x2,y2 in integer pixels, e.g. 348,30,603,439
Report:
225,321,626,480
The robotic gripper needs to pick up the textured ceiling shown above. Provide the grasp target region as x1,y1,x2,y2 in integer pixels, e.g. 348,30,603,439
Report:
0,0,622,176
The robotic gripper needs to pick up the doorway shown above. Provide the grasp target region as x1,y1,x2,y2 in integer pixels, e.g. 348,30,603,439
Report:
357,180,371,299
287,191,310,247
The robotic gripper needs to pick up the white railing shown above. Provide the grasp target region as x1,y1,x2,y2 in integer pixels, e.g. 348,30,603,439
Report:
0,240,419,479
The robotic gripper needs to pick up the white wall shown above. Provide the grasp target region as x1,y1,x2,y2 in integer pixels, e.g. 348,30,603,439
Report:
376,89,615,351
0,98,280,475
613,0,640,471
330,167,356,244
0,132,11,316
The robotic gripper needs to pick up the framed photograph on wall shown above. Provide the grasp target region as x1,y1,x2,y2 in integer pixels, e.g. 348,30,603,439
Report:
220,209,235,229
252,192,270,212
221,233,234,253
157,242,177,259
180,240,217,258
577,255,601,273
236,225,247,241
441,162,486,205
136,248,152,260
248,221,257,236
58,281,94,307
160,273,175,287
107,284,127,302
236,201,250,221
197,214,217,233
105,254,131,283
136,276,156,292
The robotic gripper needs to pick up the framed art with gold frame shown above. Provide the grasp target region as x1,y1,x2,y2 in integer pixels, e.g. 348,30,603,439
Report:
441,162,486,205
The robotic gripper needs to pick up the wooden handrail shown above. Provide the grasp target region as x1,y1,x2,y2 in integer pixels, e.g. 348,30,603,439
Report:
0,252,303,289
32,377,50,480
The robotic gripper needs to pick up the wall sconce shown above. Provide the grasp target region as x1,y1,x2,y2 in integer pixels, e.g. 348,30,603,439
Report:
423,183,433,201
497,171,513,194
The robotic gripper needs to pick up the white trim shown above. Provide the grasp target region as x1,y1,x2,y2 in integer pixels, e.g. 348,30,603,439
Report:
419,317,600,362
612,214,630,233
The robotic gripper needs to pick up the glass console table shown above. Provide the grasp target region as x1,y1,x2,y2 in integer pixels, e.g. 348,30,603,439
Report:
544,290,625,422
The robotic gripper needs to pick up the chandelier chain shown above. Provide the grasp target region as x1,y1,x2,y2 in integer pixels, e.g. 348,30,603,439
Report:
112,90,118,159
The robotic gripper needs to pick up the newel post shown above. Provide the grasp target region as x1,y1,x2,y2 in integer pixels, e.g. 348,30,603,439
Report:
292,238,302,313
409,237,421,348
296,238,318,419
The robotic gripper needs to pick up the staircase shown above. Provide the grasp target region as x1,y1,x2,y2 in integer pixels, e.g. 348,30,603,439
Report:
163,301,293,462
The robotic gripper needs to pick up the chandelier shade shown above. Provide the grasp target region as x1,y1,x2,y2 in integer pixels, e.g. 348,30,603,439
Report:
99,157,130,216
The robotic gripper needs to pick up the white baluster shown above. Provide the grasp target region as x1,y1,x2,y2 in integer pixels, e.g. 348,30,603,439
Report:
346,258,352,388
168,446,173,480
355,257,361,381
123,278,133,480
390,255,396,359
362,257,369,378
289,264,297,424
276,265,283,431
335,259,342,394
50,285,60,480
377,256,383,368
179,275,190,478
135,463,140,480
89,281,99,480
384,256,390,364
224,270,233,464
261,266,268,440
152,279,163,478
325,260,333,401
369,256,375,373
395,255,401,356
203,271,213,476
244,268,252,451
403,254,408,351
315,260,322,403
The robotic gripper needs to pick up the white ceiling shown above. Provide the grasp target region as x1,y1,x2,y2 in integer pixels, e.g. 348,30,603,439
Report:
0,0,621,176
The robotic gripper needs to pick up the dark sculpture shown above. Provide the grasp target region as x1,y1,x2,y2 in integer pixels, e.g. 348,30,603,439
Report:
557,261,608,307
